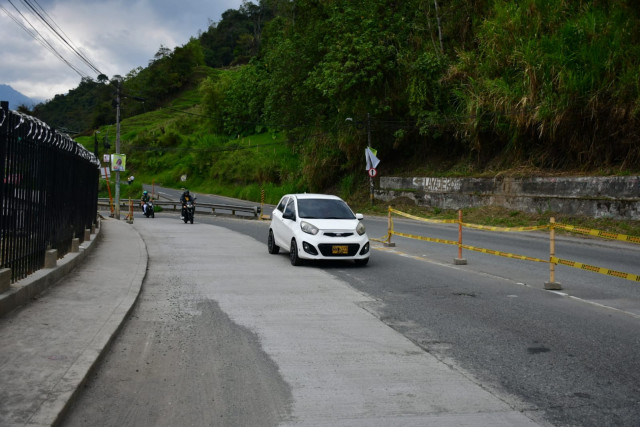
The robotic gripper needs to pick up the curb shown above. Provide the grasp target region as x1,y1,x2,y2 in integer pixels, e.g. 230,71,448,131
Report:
0,221,102,318
49,220,148,426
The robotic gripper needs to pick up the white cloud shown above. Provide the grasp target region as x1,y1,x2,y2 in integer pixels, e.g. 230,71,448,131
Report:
0,0,244,100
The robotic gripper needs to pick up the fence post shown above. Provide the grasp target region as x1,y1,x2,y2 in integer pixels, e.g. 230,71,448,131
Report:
454,209,467,265
0,269,11,293
544,217,562,290
384,206,395,247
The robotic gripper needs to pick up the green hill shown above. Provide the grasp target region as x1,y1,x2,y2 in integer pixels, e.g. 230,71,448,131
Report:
44,0,640,211
76,82,304,205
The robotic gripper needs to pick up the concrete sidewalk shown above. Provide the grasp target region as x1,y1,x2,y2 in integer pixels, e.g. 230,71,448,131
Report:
0,218,147,426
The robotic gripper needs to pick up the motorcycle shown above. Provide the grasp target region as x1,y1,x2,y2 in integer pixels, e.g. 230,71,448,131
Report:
183,199,195,224
143,200,155,218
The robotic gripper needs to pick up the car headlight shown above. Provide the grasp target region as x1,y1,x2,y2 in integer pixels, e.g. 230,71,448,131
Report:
300,221,319,235
356,221,366,235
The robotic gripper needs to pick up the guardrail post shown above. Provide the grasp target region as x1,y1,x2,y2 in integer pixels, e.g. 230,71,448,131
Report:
384,206,395,247
454,209,467,265
544,217,562,290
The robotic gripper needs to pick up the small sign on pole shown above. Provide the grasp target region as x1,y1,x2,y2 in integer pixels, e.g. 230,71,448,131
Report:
368,168,377,177
111,154,127,171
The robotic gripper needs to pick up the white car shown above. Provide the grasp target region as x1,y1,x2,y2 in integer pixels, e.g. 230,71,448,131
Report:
268,194,370,266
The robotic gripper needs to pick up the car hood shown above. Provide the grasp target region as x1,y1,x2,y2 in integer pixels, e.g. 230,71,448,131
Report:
300,218,361,231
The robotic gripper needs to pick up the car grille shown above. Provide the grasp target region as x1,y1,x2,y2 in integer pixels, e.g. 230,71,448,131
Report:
318,243,361,257
323,232,354,237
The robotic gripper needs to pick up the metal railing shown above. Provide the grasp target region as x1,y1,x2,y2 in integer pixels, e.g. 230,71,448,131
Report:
98,198,261,218
0,101,100,282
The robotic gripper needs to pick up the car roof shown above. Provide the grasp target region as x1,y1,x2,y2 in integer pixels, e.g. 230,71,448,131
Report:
286,193,342,201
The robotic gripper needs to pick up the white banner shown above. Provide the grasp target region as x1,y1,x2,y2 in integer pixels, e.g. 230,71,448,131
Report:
365,147,380,170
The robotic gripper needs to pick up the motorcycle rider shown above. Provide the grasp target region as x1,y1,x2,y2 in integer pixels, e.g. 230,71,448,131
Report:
141,190,151,214
180,189,194,219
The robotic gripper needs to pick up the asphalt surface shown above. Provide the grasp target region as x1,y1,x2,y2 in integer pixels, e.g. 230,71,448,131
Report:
0,213,545,426
170,211,640,426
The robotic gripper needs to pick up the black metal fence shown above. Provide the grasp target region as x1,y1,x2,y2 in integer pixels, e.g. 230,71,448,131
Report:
0,101,99,282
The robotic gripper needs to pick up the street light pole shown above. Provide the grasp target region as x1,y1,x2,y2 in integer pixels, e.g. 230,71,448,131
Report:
367,112,374,206
347,113,375,206
115,82,121,220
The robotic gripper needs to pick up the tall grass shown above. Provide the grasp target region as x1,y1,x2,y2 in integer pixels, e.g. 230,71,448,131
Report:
458,0,640,169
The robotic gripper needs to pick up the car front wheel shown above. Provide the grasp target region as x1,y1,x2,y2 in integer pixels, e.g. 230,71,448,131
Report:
290,238,303,266
268,230,280,254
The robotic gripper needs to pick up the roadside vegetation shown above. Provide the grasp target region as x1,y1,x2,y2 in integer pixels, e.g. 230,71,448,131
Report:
31,0,640,235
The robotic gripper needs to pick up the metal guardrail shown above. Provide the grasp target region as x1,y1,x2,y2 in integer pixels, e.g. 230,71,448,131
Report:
97,198,260,218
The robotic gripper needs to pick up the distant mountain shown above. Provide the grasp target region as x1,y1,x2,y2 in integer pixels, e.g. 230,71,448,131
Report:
0,85,42,109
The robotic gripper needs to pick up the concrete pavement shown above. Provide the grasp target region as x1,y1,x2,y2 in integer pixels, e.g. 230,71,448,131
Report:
0,217,147,426
0,214,545,426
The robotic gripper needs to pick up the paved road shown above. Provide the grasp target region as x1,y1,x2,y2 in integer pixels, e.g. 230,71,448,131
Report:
62,195,640,426
62,213,542,426
161,207,640,427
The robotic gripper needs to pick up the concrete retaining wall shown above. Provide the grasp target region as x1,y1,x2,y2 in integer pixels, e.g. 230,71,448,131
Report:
377,176,640,220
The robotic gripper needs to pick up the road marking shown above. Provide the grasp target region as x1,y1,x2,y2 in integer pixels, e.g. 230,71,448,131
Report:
372,244,640,320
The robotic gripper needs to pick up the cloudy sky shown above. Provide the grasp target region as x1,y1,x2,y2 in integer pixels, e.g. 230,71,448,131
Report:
0,0,244,102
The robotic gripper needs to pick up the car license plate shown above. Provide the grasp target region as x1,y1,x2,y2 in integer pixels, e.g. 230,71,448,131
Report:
332,245,349,255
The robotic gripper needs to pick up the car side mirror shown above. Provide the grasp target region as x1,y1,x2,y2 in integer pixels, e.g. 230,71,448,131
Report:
356,213,364,220
283,211,296,221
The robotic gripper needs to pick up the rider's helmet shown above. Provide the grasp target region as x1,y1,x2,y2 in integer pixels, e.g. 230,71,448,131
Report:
185,190,190,196
143,190,148,195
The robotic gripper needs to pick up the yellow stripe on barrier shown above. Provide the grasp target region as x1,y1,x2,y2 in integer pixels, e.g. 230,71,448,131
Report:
461,245,548,263
389,208,458,224
461,223,550,232
551,257,640,282
555,224,640,245
389,231,547,263
390,231,458,246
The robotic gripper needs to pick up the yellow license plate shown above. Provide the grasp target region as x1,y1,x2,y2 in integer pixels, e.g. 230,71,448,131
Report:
332,245,349,255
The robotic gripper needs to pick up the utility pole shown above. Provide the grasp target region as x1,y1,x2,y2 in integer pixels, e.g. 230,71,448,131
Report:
115,82,121,220
93,130,100,159
367,112,374,206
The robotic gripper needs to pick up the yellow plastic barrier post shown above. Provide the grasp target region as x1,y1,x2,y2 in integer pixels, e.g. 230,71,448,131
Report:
126,199,134,224
544,217,562,290
454,209,467,265
384,206,396,247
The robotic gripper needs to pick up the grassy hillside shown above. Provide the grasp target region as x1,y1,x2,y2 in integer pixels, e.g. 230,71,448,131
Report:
76,81,640,240
64,0,639,239
76,84,304,205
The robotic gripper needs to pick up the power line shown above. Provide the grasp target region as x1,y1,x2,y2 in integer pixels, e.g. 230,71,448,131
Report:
21,0,103,75
1,0,102,78
2,1,89,78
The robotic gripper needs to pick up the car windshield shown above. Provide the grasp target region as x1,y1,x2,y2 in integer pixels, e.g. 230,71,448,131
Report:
297,199,355,219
